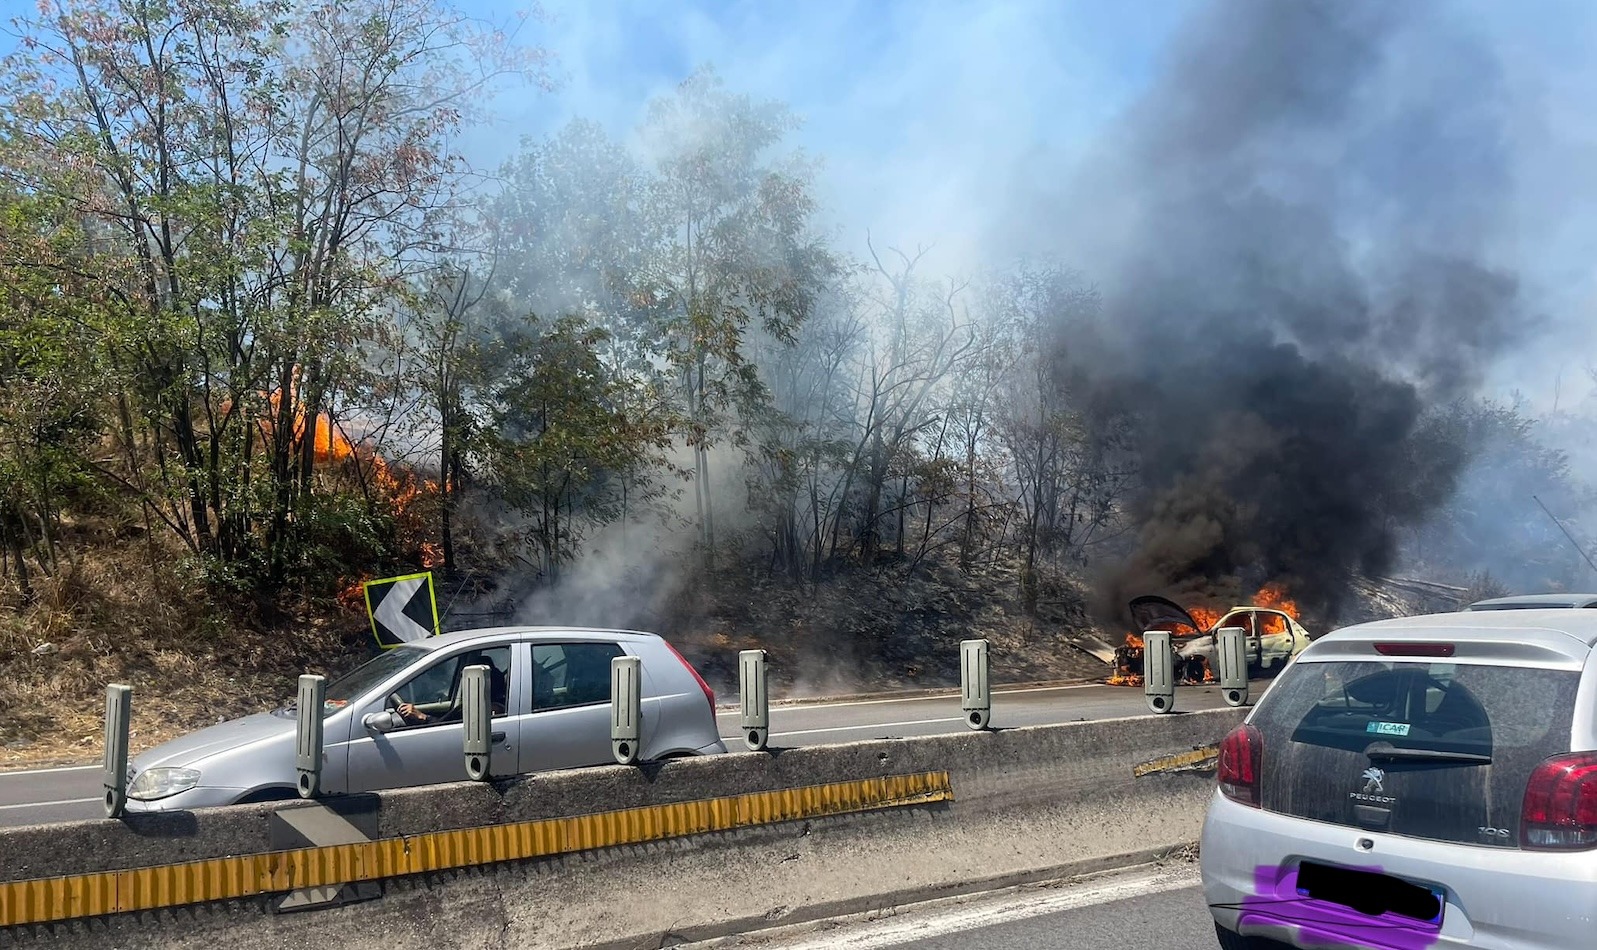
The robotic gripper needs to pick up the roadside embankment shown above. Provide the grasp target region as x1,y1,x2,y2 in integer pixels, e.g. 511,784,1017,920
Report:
1,707,1245,949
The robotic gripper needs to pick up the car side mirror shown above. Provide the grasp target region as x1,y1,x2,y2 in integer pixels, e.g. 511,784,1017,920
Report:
363,711,404,733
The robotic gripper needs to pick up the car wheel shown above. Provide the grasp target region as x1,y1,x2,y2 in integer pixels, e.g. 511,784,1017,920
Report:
1214,922,1288,950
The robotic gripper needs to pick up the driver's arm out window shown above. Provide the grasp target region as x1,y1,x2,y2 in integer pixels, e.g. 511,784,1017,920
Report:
393,647,512,727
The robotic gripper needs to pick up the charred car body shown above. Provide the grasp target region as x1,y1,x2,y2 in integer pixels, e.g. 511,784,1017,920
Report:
1112,595,1313,685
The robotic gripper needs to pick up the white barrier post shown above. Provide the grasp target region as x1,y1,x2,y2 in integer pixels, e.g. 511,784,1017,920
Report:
611,655,642,765
103,684,132,819
961,638,991,730
1144,631,1175,714
739,649,769,751
1216,626,1250,707
462,664,492,781
295,674,326,798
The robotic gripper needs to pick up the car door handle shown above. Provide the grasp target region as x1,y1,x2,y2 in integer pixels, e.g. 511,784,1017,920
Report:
490,731,506,743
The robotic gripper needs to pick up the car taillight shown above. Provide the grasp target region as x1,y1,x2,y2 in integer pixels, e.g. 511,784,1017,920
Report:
662,639,717,710
1218,723,1263,808
1521,752,1597,850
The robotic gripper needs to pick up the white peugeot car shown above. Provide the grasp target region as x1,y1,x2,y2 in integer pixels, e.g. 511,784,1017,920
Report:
1202,609,1597,949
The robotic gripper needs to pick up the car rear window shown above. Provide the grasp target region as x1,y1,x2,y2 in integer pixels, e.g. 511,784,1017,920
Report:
1249,659,1580,848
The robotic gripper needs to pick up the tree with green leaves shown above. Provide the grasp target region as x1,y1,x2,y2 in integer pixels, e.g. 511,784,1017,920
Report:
0,189,108,600
633,67,835,565
481,315,681,581
0,0,546,591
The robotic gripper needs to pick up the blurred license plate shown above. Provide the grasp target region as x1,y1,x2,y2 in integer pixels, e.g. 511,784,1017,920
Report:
1296,861,1444,925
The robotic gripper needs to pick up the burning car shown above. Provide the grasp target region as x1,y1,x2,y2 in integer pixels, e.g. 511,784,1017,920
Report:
1109,588,1312,686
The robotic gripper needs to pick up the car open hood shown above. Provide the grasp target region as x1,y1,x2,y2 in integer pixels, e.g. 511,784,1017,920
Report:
1128,595,1206,635
129,712,295,772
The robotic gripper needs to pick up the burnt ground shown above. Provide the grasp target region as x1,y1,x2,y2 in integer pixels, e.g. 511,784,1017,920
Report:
665,555,1110,700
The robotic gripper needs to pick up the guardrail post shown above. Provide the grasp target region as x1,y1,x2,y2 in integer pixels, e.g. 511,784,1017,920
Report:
611,654,642,765
462,664,491,781
295,674,326,798
739,649,769,751
961,638,991,730
1215,626,1250,707
1144,630,1175,714
103,683,132,819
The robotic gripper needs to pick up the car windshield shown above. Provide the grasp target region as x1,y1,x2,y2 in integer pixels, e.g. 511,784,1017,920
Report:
319,646,427,716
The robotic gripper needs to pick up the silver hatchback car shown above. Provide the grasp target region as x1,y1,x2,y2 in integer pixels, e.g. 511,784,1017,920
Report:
124,627,727,811
1202,609,1597,950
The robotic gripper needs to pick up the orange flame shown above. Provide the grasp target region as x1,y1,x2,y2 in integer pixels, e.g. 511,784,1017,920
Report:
1188,606,1223,631
1252,582,1296,612
1253,583,1300,634
337,578,368,610
1107,584,1303,687
238,380,445,579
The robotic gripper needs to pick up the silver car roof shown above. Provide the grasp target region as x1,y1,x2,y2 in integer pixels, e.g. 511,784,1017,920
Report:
1300,609,1597,668
402,626,664,651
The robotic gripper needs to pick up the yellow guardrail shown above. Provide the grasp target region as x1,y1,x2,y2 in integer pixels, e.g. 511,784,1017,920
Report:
1132,745,1220,777
0,770,953,928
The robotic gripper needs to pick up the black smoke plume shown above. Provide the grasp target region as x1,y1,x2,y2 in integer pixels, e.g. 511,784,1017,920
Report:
1046,0,1526,622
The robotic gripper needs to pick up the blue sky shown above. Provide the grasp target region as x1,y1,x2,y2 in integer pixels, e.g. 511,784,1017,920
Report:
457,0,1198,269
5,0,1597,406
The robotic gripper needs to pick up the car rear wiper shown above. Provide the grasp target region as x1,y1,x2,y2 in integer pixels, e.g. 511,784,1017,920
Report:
1364,742,1491,765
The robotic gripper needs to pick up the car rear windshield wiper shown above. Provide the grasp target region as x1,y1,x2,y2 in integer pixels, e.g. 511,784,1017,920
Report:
1364,742,1491,765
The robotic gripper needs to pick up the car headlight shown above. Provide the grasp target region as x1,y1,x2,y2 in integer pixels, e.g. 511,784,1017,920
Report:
127,767,201,801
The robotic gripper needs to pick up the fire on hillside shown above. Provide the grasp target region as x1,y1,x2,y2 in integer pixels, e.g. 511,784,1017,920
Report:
242,383,445,606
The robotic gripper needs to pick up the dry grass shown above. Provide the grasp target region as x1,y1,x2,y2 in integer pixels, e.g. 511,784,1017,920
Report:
0,532,371,769
670,554,1108,700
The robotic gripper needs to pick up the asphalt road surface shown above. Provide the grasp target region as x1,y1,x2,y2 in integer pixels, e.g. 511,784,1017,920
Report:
693,864,1217,950
717,681,1237,744
0,681,1246,827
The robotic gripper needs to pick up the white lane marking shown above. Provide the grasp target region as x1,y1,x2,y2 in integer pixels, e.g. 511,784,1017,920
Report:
0,797,100,812
0,764,98,778
714,683,1102,717
721,865,1201,949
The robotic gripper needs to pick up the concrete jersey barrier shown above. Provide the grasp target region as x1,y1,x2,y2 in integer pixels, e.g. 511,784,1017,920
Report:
2,706,1247,948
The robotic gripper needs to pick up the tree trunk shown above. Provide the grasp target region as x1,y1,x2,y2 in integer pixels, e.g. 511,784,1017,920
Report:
697,355,715,567
895,474,908,558
441,439,456,574
860,436,886,567
168,391,213,556
297,361,323,503
1,510,33,605
267,361,298,583
810,477,825,584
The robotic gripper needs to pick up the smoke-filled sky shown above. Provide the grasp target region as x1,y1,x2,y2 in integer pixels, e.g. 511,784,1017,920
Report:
455,0,1597,412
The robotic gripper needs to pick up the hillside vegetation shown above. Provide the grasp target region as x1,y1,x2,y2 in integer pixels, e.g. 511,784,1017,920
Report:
4,0,1597,766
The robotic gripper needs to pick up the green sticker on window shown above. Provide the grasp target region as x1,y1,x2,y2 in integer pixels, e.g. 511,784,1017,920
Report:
1367,721,1411,737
